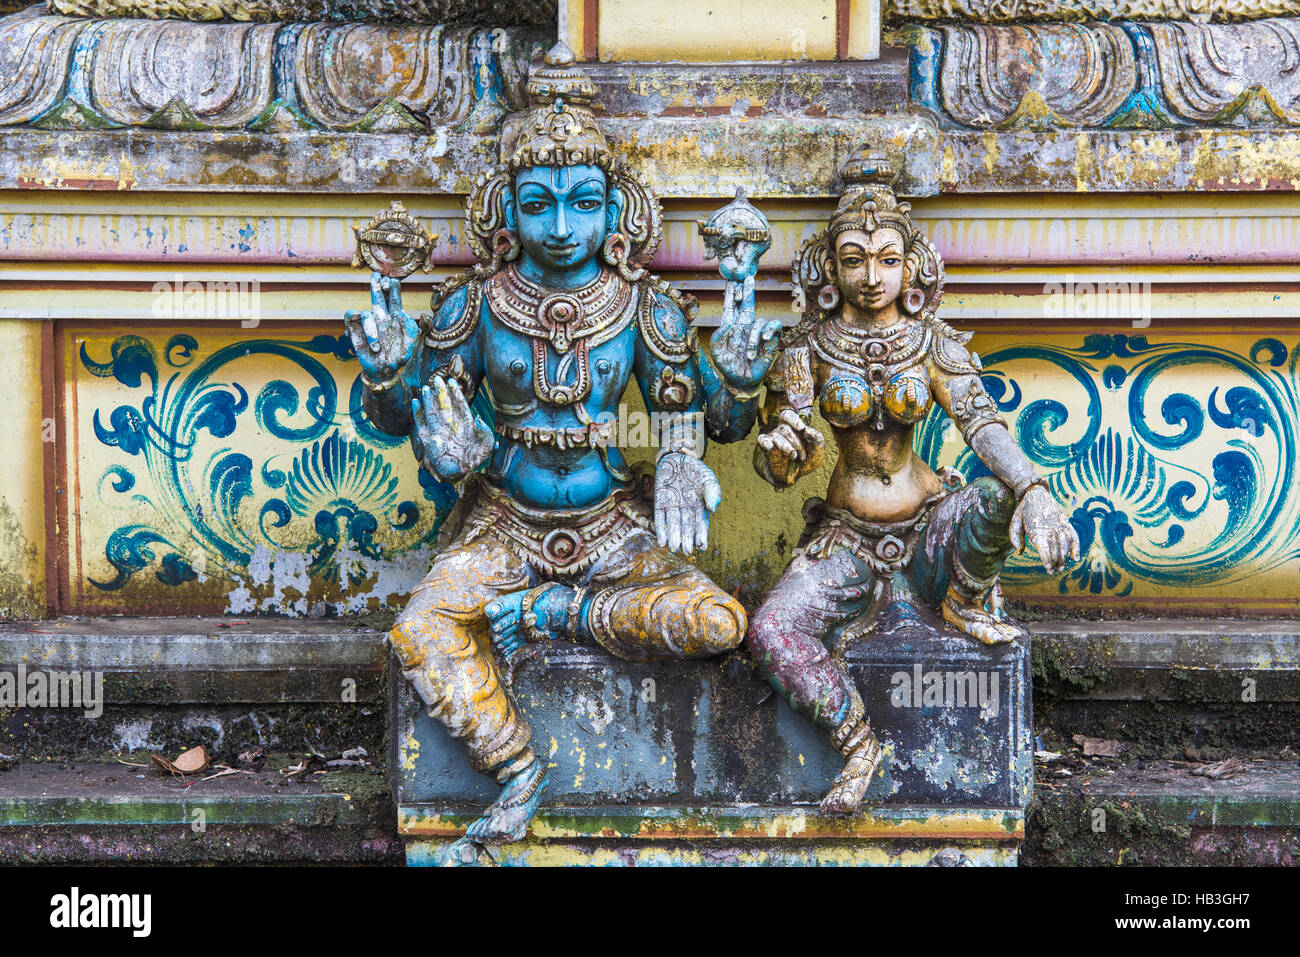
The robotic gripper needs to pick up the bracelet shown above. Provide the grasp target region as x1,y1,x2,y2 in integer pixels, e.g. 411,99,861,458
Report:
361,368,404,393
565,586,588,638
723,380,764,401
519,584,566,643
1015,476,1051,502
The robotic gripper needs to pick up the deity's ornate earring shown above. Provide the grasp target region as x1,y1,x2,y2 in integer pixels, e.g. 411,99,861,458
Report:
818,284,841,311
601,232,645,282
902,288,927,314
493,228,521,262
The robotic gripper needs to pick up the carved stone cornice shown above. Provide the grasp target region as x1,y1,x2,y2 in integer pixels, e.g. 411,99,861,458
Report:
45,0,555,23
887,0,1300,22
907,17,1300,129
0,9,543,131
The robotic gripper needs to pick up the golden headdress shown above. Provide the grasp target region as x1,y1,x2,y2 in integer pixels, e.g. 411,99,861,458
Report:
464,42,663,276
786,153,945,345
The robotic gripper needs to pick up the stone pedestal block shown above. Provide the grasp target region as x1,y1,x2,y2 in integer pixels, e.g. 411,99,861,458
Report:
393,600,1033,866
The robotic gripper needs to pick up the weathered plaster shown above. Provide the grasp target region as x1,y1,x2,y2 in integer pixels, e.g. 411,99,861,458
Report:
0,319,44,619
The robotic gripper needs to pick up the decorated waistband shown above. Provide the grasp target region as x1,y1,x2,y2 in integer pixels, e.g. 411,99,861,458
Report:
799,490,949,575
466,482,651,578
495,418,616,451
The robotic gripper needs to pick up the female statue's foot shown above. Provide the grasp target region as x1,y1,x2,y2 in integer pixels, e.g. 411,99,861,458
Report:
464,756,550,845
942,592,1028,645
820,731,883,814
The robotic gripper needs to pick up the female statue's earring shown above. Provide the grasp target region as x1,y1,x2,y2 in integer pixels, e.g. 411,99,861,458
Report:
818,284,841,311
602,232,645,282
902,288,926,315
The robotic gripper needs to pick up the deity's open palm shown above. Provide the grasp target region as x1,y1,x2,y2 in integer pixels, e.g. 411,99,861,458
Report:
411,378,494,482
654,452,722,556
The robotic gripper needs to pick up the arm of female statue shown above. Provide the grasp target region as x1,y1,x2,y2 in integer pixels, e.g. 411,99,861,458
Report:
752,350,825,489
929,341,1080,575
344,272,425,437
634,288,722,556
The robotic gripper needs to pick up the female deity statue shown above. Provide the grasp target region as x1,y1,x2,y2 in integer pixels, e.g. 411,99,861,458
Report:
746,156,1080,814
344,43,781,849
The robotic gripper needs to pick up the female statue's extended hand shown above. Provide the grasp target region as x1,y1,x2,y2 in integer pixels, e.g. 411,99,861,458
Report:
1010,485,1081,574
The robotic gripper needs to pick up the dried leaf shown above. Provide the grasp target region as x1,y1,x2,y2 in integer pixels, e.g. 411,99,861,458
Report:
152,745,210,776
1191,758,1247,781
1072,735,1121,757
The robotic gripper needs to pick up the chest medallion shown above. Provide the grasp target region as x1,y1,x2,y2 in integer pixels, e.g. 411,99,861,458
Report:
486,265,636,407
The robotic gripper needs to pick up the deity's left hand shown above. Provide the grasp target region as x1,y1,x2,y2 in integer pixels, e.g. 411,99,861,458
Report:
411,377,494,482
654,452,723,555
709,271,783,392
1010,485,1081,574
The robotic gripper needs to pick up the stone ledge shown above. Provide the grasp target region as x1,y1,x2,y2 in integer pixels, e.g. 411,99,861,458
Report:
1031,619,1300,701
1026,759,1300,866
0,115,943,196
7,616,1299,706
0,616,385,703
0,759,401,863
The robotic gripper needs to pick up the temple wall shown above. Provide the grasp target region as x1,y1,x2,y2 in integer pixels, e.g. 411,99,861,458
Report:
3,2,1300,621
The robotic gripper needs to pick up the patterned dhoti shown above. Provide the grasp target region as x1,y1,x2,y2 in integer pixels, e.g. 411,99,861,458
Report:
746,475,1017,731
389,477,747,776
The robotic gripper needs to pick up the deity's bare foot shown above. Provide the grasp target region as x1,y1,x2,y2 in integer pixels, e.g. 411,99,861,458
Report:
464,756,550,845
942,592,1028,645
820,734,884,814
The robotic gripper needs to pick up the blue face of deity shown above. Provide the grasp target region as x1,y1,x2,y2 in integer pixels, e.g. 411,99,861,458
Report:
511,164,612,289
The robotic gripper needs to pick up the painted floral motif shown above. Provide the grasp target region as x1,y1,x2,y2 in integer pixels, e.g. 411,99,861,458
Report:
919,333,1300,599
74,329,480,614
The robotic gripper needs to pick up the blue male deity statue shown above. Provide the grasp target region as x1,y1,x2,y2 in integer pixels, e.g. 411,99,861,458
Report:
344,43,780,850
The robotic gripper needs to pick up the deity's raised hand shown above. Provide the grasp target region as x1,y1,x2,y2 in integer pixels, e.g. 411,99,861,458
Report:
411,377,494,482
710,273,783,391
345,272,422,384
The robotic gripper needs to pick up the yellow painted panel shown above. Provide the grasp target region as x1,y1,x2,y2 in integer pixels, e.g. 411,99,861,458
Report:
708,327,1300,615
598,0,837,61
0,320,45,618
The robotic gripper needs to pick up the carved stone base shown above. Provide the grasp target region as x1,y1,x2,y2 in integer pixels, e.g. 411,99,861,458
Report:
392,599,1033,866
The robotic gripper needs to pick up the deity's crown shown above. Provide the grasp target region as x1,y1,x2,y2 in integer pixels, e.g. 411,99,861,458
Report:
504,41,613,172
828,152,913,239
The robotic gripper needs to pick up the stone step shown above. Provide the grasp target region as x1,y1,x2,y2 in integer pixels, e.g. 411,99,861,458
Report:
0,617,386,704
0,617,386,761
1029,619,1300,701
0,759,400,864
1027,619,1300,758
1026,758,1300,866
